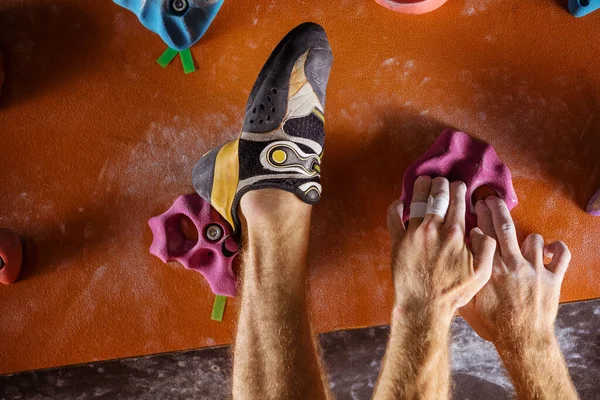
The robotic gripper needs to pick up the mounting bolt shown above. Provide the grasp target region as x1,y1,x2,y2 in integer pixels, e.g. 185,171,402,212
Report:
172,0,188,13
205,224,223,242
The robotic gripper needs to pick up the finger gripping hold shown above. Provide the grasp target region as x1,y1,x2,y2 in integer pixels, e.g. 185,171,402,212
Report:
426,195,449,219
410,201,427,219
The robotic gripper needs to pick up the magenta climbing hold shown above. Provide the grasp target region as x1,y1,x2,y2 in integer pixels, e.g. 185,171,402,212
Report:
148,193,239,296
399,129,518,234
586,188,600,216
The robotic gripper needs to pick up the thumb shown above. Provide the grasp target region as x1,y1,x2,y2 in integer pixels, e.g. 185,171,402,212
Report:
469,227,495,287
387,200,406,242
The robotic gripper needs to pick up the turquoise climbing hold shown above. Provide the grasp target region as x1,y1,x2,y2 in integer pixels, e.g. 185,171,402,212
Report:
569,0,600,17
114,0,224,51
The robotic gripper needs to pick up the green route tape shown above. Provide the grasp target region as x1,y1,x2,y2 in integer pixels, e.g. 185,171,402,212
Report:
180,48,195,74
211,295,227,322
156,47,178,68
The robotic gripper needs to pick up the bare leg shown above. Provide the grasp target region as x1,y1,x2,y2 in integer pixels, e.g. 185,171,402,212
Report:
232,189,329,400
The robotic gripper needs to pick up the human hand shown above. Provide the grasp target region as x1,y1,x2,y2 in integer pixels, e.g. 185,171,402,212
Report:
459,197,571,346
387,176,497,323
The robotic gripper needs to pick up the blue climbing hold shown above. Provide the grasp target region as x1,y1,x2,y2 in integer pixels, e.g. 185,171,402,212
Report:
568,0,600,17
114,0,224,51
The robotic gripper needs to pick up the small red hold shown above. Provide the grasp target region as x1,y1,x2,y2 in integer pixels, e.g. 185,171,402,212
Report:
0,45,4,98
0,229,23,285
148,194,240,296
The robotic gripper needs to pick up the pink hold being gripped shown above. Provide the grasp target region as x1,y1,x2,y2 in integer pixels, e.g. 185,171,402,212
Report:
399,129,519,234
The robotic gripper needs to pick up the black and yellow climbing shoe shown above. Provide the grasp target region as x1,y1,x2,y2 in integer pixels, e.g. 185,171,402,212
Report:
192,22,333,232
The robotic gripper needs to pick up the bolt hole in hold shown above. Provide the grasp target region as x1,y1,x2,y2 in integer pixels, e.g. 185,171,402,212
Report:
271,87,278,94
250,119,254,124
472,185,498,205
266,116,271,121
252,108,257,114
211,365,220,372
259,119,264,124
179,215,199,241
581,0,590,6
267,95,272,103
170,214,199,253
188,248,217,270
271,107,276,112
0,257,4,271
260,103,266,110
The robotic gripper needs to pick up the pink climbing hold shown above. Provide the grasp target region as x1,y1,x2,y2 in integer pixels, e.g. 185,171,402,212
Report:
399,129,518,234
586,188,600,216
148,193,239,297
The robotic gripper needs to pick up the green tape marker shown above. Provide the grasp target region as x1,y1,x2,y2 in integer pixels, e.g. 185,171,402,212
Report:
211,295,227,321
157,47,179,68
179,48,196,74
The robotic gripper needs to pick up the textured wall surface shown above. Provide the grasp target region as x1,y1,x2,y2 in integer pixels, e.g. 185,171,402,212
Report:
1,0,600,373
1,300,599,399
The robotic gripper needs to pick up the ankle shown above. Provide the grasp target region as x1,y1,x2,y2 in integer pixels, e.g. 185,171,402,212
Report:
240,189,311,229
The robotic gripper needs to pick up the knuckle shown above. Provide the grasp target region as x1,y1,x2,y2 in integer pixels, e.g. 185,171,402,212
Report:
482,233,494,243
527,233,543,245
445,224,464,240
556,241,570,254
483,235,497,249
511,258,530,273
422,220,439,235
499,222,515,235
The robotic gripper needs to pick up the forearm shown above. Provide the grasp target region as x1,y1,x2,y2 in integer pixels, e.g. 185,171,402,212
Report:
233,213,329,400
374,304,453,400
496,331,577,400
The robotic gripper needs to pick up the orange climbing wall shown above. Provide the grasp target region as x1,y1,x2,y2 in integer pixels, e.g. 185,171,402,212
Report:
1,0,599,374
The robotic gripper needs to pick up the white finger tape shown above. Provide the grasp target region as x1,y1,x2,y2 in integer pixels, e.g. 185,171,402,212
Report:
426,195,449,219
409,201,427,219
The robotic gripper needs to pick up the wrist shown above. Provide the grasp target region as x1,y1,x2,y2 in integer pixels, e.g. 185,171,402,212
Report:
392,300,453,333
493,328,576,399
393,292,456,325
494,327,558,364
